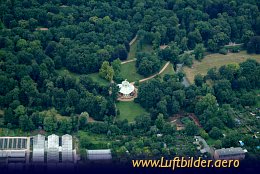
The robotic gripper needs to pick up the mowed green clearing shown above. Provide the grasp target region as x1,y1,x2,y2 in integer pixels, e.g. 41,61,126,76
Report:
56,68,81,82
183,51,260,83
122,40,154,82
88,73,110,86
141,43,153,53
160,63,175,77
117,101,147,122
127,39,138,60
77,131,111,149
56,68,110,86
127,40,153,60
120,61,144,82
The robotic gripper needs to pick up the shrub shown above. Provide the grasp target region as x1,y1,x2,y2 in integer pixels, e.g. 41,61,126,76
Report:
219,48,228,55
209,127,223,139
231,46,240,53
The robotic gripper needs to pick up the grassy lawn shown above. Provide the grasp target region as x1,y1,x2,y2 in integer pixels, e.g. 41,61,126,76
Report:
206,137,217,146
116,101,147,122
77,130,111,149
120,61,144,82
0,110,4,127
122,41,157,82
138,61,169,84
160,63,175,77
183,51,260,83
56,68,81,82
88,73,110,86
128,39,138,60
56,68,110,86
141,43,153,53
121,60,169,83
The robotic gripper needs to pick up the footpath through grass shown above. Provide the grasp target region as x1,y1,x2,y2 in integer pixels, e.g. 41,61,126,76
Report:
120,61,144,82
116,101,147,122
183,51,260,83
128,39,138,60
160,63,175,77
122,39,162,82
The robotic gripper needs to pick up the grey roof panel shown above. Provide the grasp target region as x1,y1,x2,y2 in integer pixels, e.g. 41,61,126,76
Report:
215,147,245,156
87,149,112,160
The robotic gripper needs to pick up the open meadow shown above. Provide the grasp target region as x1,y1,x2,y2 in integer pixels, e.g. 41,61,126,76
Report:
183,51,260,83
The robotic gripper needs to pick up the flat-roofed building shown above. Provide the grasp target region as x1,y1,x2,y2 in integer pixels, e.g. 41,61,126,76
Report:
0,137,29,164
0,137,28,150
87,149,112,161
214,147,247,160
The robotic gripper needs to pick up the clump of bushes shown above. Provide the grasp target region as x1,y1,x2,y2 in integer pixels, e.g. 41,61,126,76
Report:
219,48,228,55
230,46,240,53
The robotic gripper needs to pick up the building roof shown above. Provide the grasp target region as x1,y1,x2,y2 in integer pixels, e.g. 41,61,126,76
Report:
0,137,28,150
239,141,244,146
62,135,72,150
118,79,134,95
215,147,246,156
33,134,45,149
87,149,112,160
47,134,59,149
47,134,59,163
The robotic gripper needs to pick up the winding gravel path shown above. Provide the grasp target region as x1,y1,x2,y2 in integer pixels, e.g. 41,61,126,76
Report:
129,35,138,46
137,61,170,83
121,58,137,64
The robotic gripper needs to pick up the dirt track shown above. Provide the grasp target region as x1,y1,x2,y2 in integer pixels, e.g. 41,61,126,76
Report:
129,35,137,46
138,61,170,83
121,58,137,64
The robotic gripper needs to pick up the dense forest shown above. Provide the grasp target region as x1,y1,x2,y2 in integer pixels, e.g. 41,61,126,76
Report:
0,0,259,151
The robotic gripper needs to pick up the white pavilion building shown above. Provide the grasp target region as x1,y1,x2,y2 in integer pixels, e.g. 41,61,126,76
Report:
117,79,135,97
